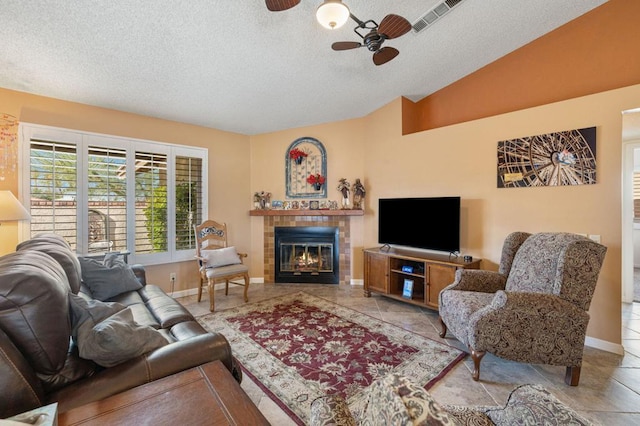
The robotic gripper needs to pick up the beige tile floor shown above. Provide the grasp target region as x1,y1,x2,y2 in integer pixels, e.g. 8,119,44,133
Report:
179,283,640,425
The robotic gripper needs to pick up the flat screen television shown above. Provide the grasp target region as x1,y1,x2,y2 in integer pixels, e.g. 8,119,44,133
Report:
378,197,460,253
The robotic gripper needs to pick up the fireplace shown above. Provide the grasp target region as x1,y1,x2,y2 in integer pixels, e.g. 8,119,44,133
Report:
275,226,339,284
252,210,362,285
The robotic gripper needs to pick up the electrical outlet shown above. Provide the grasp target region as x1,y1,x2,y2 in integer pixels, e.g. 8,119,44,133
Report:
170,272,177,282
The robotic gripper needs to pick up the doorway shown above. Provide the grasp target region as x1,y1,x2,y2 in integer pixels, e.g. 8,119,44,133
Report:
621,108,640,304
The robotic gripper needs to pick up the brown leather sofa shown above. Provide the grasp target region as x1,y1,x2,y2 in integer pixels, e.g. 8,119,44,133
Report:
0,234,241,418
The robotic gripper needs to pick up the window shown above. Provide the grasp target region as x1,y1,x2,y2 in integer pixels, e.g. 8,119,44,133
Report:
175,156,203,250
20,123,207,264
29,139,78,248
87,146,127,252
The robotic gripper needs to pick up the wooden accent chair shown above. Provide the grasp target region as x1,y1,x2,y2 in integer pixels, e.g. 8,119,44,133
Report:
194,220,250,312
438,232,607,386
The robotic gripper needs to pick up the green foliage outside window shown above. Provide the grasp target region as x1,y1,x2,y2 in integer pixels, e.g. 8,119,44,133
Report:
145,183,198,251
144,186,168,251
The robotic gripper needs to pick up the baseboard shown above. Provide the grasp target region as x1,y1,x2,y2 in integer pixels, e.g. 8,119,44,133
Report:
585,336,625,355
168,287,199,299
168,277,265,299
350,279,364,286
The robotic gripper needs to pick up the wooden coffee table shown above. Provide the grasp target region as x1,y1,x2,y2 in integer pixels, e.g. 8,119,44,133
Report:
59,361,270,425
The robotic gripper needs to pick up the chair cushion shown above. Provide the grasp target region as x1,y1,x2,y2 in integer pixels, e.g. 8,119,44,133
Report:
205,263,249,279
78,256,143,301
484,384,594,425
202,246,242,268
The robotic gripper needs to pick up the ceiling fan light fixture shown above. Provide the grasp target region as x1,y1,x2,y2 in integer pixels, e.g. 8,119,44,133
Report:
316,0,350,30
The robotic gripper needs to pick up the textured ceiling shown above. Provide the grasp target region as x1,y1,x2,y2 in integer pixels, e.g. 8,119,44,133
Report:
0,1,609,135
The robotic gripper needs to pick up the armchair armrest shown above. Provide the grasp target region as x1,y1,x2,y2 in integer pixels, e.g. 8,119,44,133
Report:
469,291,590,364
445,269,507,293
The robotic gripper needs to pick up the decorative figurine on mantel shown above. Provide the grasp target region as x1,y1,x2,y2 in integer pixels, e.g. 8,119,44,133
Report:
254,191,271,210
352,178,366,210
337,178,351,209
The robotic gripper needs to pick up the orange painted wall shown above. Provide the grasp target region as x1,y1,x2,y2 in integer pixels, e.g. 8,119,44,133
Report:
403,0,640,135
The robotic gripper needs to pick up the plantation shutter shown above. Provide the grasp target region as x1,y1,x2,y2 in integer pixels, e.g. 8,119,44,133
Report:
29,140,78,249
634,172,640,221
135,151,168,254
22,123,208,263
175,156,203,251
87,146,128,253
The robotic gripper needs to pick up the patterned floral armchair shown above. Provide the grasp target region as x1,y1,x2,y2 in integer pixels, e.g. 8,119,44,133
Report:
438,232,607,386
309,373,596,425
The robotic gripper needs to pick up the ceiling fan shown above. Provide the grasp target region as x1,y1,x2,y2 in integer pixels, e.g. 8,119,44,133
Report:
265,0,301,12
331,14,411,66
265,0,412,66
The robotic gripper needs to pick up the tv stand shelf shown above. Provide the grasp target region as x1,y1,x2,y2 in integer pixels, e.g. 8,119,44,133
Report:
364,247,481,310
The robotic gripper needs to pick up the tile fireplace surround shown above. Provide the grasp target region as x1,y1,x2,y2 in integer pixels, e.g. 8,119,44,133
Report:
251,210,363,285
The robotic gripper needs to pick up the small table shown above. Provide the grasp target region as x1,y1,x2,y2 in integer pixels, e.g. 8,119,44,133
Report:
59,361,270,425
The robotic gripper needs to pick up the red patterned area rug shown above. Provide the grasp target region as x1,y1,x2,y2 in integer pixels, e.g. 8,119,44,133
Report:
198,292,465,425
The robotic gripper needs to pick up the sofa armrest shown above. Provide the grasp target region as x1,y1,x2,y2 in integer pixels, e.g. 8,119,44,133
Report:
130,264,147,285
0,328,46,418
48,332,236,413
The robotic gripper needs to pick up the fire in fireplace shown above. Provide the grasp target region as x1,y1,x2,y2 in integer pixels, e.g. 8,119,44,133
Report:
274,226,339,284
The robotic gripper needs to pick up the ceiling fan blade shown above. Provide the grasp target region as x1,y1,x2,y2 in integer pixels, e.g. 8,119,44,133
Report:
378,14,412,39
265,0,301,12
373,47,399,66
332,41,363,51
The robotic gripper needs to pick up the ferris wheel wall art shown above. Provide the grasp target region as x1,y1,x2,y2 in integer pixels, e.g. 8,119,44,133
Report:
497,127,596,188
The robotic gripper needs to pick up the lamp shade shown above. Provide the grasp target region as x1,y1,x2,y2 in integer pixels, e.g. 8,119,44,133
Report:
316,0,350,29
0,190,30,221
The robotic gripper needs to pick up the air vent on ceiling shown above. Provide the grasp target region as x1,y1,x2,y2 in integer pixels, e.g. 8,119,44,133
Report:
412,0,465,33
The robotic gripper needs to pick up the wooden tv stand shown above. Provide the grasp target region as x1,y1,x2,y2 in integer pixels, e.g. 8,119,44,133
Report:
364,247,481,310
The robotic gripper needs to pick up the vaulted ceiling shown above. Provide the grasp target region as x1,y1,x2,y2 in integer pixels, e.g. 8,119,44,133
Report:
0,1,608,135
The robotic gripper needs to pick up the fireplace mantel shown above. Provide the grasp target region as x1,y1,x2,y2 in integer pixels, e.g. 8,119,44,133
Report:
250,209,363,217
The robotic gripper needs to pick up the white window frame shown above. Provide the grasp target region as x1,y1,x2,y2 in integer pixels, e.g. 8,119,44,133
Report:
19,123,208,265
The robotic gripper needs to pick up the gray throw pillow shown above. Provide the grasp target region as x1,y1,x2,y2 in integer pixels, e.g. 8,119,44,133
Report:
79,256,142,301
103,252,127,268
68,293,126,340
78,308,168,368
